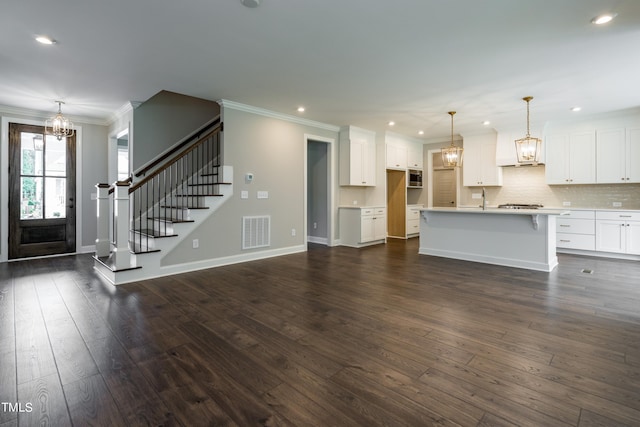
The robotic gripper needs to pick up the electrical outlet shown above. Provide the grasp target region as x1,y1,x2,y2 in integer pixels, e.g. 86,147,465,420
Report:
313,222,317,229
471,193,481,199
613,202,622,208
563,201,571,207
291,228,296,236
192,239,199,249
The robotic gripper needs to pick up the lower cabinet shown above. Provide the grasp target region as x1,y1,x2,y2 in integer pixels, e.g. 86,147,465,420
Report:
595,211,640,255
406,205,423,237
339,207,386,247
556,210,595,250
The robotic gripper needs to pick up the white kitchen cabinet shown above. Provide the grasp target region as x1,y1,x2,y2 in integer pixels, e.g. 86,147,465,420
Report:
339,207,386,247
597,127,640,184
545,131,596,184
386,142,407,169
462,133,502,186
595,211,640,255
556,210,595,251
406,205,423,237
407,143,423,169
340,126,376,186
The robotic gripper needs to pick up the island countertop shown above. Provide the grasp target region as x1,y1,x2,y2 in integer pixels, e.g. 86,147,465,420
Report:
421,207,569,216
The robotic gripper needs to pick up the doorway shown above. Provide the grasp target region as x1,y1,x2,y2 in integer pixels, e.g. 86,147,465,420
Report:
307,140,329,245
8,123,76,259
432,152,457,208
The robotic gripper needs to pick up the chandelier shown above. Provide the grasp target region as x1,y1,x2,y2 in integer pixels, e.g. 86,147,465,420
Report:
515,96,541,165
45,101,74,141
441,111,463,168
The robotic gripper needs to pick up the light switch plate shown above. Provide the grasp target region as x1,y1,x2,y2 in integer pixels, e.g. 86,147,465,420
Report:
257,191,269,199
613,202,622,207
563,201,571,207
241,190,248,199
471,193,481,199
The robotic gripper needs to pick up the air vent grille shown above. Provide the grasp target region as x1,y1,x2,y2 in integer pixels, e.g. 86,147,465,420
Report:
242,215,270,250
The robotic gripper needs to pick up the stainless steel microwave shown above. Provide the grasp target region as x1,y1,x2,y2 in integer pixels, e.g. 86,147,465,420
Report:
408,169,423,187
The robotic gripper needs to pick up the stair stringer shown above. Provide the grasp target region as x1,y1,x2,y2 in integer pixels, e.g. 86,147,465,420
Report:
97,165,234,285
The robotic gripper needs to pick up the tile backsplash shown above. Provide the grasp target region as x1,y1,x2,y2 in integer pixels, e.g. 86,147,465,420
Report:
460,166,640,210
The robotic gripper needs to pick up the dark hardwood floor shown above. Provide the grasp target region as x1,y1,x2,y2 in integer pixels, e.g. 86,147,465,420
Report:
1,238,640,426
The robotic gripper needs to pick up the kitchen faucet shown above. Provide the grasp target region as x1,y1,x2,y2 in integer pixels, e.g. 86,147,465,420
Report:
482,187,486,210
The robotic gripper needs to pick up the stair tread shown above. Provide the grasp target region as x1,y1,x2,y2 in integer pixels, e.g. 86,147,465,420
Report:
175,194,223,197
148,217,194,223
159,205,209,209
132,228,178,238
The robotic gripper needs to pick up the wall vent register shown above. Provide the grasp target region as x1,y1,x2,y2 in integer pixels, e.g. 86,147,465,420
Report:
242,215,271,249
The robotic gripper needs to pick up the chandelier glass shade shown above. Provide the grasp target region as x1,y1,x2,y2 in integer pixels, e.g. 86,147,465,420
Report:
515,96,541,165
441,111,463,168
45,101,74,141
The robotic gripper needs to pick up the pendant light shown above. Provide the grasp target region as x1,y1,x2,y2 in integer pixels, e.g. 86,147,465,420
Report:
514,96,541,165
441,111,463,168
45,101,74,141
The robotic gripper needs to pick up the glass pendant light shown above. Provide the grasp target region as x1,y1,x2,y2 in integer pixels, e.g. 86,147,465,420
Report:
515,96,542,165
45,101,74,141
441,111,463,168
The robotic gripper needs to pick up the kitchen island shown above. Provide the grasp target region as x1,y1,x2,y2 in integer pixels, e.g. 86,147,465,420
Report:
419,207,568,272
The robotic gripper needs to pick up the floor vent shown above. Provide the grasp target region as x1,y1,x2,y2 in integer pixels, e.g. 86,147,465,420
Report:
242,215,271,250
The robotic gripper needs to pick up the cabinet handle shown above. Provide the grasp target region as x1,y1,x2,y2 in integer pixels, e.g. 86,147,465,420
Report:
620,215,632,218
560,225,570,227
560,239,571,242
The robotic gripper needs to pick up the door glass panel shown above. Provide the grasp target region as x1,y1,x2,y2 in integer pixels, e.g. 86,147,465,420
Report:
21,133,44,175
21,177,43,219
45,135,66,176
45,177,66,219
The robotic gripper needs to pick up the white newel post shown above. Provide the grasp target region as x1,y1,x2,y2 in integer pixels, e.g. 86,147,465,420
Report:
113,181,132,269
95,183,111,257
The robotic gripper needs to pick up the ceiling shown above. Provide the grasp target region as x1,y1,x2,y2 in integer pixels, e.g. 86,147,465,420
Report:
2,0,640,140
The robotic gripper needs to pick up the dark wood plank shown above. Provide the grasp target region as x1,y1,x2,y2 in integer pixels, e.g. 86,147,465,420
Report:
2,242,640,425
17,374,71,426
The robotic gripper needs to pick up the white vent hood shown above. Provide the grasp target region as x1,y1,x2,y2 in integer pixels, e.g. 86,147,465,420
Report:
495,125,546,166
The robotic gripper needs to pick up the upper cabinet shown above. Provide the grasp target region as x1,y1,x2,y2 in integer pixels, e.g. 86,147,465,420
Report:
596,128,640,184
545,131,596,185
407,144,424,169
462,133,503,186
385,142,407,170
385,132,423,170
339,126,376,186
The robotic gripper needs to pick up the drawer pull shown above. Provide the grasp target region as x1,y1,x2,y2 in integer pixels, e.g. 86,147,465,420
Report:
560,239,571,242
559,225,570,227
619,215,632,218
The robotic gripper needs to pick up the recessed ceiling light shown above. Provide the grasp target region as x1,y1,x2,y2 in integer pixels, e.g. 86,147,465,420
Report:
297,106,305,113
418,130,424,135
388,121,395,126
482,121,491,126
571,106,582,112
35,36,56,45
241,0,260,8
591,13,617,25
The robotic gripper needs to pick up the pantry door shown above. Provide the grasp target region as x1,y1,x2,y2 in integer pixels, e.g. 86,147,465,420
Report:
8,123,76,259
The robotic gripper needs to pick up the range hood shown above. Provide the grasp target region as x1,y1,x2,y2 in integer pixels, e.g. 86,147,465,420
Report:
495,129,545,166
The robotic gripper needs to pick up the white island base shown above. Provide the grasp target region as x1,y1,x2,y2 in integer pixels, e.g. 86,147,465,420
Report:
419,208,566,272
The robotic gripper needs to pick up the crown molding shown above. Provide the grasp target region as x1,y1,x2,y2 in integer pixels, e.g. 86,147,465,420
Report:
218,99,340,132
0,103,110,126
107,101,142,125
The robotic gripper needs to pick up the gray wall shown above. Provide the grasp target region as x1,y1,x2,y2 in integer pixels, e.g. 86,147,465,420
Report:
307,140,328,240
162,107,339,265
132,90,220,172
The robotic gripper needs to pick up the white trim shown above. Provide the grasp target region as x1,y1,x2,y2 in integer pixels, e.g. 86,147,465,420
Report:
307,236,329,245
219,99,340,132
107,101,141,126
418,247,558,272
0,104,108,126
557,247,640,261
102,245,307,285
1,116,83,262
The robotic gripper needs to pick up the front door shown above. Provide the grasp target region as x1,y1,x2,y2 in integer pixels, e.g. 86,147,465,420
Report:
8,123,76,259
